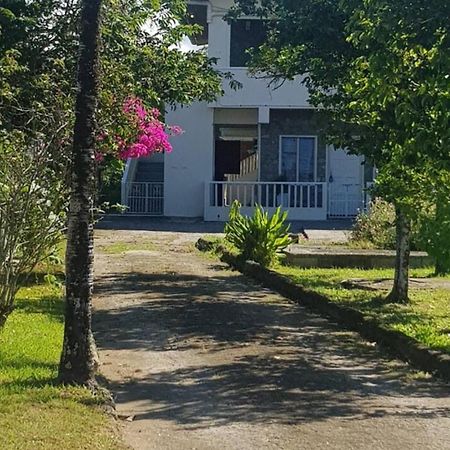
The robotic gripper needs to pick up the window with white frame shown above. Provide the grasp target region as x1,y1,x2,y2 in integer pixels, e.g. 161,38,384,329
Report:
280,136,316,182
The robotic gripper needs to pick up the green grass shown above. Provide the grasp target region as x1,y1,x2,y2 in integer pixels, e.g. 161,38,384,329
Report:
0,279,124,449
277,265,450,353
97,240,155,254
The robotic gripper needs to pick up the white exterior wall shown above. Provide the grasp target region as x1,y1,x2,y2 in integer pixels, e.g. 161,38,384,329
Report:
207,0,310,108
162,0,312,219
164,103,214,217
125,1,365,220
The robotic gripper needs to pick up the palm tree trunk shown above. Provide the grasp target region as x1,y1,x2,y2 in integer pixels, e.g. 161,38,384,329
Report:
59,0,102,386
386,206,410,304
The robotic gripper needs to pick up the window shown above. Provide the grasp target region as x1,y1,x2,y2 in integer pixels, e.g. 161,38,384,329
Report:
280,137,316,182
230,19,267,67
186,3,208,45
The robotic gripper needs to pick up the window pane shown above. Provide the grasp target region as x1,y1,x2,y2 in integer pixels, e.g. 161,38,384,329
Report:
280,138,297,181
230,20,267,67
298,137,315,182
186,5,208,45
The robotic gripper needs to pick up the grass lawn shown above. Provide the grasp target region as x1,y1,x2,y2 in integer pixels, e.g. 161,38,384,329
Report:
277,265,450,354
0,267,124,449
96,239,156,254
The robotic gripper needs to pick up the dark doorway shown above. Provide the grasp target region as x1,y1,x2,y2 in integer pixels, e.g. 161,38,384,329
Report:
214,140,241,181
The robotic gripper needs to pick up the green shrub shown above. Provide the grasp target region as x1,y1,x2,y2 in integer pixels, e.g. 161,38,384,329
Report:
350,199,421,250
224,201,292,267
417,201,450,274
349,200,397,249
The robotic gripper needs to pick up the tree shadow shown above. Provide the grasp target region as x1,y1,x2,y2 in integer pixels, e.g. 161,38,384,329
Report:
14,295,64,322
106,353,449,429
93,267,449,429
93,270,336,353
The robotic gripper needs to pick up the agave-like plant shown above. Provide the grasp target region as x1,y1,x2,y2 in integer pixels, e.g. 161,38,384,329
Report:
225,200,292,267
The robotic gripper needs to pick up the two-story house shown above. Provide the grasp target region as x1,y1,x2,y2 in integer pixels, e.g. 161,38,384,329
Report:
121,0,374,221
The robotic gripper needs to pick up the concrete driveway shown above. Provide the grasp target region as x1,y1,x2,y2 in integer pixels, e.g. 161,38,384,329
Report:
93,230,450,450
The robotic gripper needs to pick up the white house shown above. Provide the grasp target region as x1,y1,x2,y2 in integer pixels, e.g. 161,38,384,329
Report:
121,0,374,221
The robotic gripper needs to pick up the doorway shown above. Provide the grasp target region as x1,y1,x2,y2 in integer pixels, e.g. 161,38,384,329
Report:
328,147,363,217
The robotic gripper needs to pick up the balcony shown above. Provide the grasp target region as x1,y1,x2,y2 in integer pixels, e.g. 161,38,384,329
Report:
210,69,310,109
204,181,327,221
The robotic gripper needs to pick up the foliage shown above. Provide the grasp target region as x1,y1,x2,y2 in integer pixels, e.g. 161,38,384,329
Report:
0,0,224,207
96,96,182,161
0,132,66,328
229,0,450,301
278,265,450,353
350,200,397,250
97,155,125,205
1,0,222,131
350,200,422,251
94,0,223,201
228,0,449,175
419,213,450,275
224,201,291,267
416,174,450,275
0,0,223,327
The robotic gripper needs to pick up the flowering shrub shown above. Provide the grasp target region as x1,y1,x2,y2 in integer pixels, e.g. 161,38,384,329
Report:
96,96,182,161
0,133,66,328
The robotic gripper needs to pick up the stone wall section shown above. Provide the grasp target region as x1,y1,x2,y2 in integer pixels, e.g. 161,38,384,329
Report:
260,109,327,182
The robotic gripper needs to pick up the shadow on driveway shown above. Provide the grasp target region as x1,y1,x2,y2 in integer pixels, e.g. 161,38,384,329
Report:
93,269,449,430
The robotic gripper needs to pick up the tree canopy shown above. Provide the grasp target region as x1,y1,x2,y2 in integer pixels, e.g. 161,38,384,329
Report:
229,0,450,293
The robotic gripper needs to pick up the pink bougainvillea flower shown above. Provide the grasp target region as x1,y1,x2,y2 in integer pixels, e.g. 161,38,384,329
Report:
94,152,104,162
169,125,183,136
97,96,181,160
117,97,180,159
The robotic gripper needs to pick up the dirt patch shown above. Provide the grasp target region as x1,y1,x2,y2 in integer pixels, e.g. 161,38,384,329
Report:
93,230,450,450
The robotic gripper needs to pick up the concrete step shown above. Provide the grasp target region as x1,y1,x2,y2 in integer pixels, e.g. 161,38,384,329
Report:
285,245,433,269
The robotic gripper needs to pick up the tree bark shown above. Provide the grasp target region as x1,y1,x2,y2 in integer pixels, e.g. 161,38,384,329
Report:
386,206,411,304
59,0,102,386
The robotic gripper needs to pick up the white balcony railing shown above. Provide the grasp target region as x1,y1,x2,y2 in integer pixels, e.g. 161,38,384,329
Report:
123,182,164,215
204,181,327,222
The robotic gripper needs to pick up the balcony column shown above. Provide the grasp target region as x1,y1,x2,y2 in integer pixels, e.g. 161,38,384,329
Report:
257,107,270,183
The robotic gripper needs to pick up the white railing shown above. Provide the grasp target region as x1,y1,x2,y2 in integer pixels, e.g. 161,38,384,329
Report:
328,183,364,218
123,182,164,215
204,181,327,221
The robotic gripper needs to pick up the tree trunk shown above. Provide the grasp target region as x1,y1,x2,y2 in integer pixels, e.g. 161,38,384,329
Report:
59,0,102,386
386,206,411,304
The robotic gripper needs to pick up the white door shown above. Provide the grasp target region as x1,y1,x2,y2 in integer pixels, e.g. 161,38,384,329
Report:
328,147,363,217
